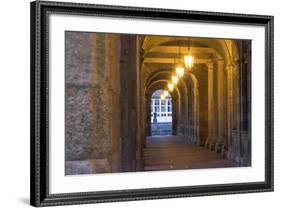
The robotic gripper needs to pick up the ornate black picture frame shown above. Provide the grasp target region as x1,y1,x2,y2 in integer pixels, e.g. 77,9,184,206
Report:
30,0,274,207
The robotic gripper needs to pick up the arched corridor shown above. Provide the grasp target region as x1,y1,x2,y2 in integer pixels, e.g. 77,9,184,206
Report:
65,32,251,175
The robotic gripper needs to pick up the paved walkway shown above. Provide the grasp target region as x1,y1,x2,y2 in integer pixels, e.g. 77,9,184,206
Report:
144,135,235,171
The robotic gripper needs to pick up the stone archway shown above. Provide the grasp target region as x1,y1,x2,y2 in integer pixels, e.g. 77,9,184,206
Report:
140,35,251,166
140,35,243,154
143,70,200,145
145,80,180,138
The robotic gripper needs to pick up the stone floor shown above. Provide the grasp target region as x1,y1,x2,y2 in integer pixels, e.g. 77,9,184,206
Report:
144,135,235,171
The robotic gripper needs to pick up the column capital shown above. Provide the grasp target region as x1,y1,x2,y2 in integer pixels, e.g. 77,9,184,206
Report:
216,59,225,66
234,59,241,67
206,60,214,70
233,68,239,78
226,68,232,78
225,63,235,71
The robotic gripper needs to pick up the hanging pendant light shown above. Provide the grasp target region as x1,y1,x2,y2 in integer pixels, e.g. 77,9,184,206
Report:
184,55,194,69
168,83,174,92
171,75,178,85
176,66,184,78
184,37,194,69
175,46,185,78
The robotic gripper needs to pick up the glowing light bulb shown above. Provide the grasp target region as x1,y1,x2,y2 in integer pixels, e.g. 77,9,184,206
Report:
176,66,184,78
184,55,194,68
171,75,178,85
160,94,166,100
168,83,174,92
163,90,169,97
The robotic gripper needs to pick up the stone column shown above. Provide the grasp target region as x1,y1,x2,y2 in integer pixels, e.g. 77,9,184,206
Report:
205,61,215,148
140,64,148,154
193,86,200,145
215,60,226,152
145,95,152,136
226,64,234,159
138,62,146,171
210,61,219,150
89,34,121,173
182,88,189,137
135,36,143,171
187,87,193,142
235,60,242,163
106,34,121,172
244,42,252,165
189,89,194,143
226,61,241,163
177,97,182,134
172,96,178,135
119,35,138,172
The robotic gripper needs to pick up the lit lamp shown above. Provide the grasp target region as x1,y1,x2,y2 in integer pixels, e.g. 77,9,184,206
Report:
171,75,178,85
168,83,174,92
184,55,194,69
160,94,166,100
163,90,169,97
176,66,184,78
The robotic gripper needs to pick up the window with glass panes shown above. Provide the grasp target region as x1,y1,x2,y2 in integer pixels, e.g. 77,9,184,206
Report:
151,98,172,122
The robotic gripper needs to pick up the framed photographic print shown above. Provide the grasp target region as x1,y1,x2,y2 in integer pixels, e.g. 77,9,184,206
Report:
30,0,274,206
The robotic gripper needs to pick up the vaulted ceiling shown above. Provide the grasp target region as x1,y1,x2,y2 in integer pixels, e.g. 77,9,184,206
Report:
142,35,239,92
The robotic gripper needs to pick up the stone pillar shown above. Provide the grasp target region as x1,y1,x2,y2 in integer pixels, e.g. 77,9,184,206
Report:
215,60,226,152
172,96,178,135
226,64,234,159
138,62,146,171
193,86,199,145
106,34,121,172
181,87,187,136
205,61,215,148
182,88,189,137
243,42,252,165
226,60,241,163
140,64,147,155
189,88,193,144
135,36,143,171
119,35,138,172
90,34,121,173
177,97,182,134
145,95,152,136
187,87,193,142
235,60,242,163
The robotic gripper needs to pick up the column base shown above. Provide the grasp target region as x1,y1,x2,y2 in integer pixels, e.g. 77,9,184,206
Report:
209,138,218,150
204,135,212,148
215,140,225,153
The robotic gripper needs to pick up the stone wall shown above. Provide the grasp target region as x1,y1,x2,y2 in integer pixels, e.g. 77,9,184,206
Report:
65,32,93,174
65,32,139,175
